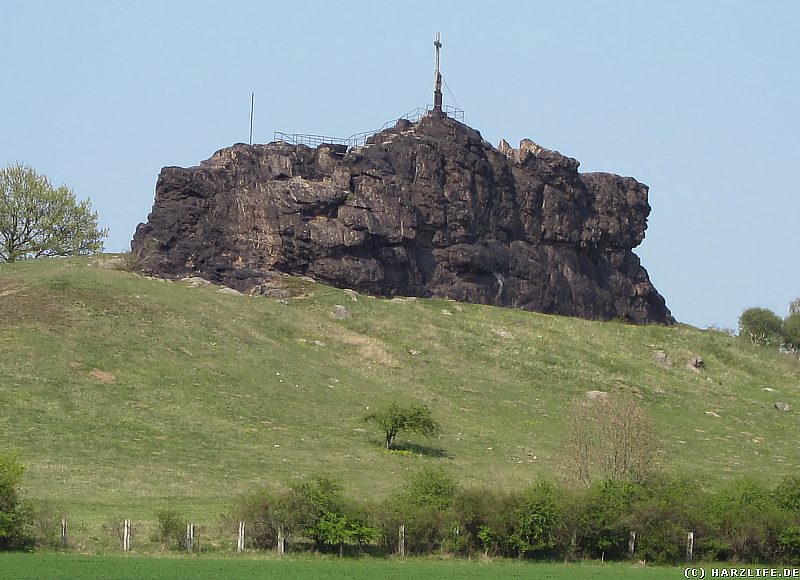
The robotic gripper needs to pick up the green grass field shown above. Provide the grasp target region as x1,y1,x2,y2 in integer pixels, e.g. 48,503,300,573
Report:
1,255,799,545
0,553,684,580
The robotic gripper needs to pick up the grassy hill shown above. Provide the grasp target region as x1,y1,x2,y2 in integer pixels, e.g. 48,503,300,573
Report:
1,256,799,527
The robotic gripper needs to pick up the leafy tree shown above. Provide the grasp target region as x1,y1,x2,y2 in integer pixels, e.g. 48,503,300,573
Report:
0,453,32,550
0,162,107,262
365,401,441,450
782,313,800,351
738,307,783,347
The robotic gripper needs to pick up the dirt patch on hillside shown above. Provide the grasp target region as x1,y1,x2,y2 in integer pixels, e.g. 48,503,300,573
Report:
327,328,398,368
89,369,116,383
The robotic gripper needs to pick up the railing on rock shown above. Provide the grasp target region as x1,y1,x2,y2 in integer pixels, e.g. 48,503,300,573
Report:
271,132,365,150
273,104,464,150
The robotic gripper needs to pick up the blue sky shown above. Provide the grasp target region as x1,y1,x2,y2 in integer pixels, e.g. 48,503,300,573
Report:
2,1,797,330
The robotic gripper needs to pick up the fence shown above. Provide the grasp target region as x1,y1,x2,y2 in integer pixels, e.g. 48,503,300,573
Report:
55,517,700,562
273,104,465,150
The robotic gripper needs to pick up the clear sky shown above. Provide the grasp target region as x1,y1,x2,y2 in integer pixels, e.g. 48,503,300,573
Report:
2,1,797,330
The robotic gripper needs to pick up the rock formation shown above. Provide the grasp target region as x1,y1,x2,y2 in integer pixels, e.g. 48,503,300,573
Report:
132,114,673,324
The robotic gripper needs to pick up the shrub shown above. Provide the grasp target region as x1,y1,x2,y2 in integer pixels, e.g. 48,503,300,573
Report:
505,481,565,558
395,501,452,555
234,487,306,550
0,453,33,551
575,479,640,560
30,502,63,549
154,506,186,550
375,467,460,556
307,509,378,556
478,524,500,556
289,475,379,555
630,477,703,564
778,526,800,563
774,476,800,512
403,466,459,511
292,475,345,520
370,499,402,554
701,477,786,562
450,488,510,556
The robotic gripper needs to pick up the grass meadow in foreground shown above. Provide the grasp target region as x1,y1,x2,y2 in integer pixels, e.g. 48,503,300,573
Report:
0,552,686,580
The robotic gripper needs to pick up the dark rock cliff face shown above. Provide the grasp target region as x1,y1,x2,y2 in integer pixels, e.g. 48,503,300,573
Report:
132,115,673,324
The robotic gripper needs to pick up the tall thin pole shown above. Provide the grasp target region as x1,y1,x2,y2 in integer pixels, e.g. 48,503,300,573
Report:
249,92,255,145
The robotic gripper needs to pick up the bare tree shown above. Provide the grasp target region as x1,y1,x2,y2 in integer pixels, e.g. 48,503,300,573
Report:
567,395,658,488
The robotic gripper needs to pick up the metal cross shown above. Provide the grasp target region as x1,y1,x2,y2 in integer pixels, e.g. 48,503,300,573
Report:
434,32,442,75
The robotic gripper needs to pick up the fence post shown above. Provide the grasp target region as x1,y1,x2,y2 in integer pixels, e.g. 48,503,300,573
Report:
628,530,636,559
398,524,405,557
186,523,194,553
122,519,131,551
237,521,245,552
686,531,694,562
277,526,285,555
60,515,68,549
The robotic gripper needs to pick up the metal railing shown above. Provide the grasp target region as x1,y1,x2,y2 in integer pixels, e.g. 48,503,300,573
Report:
271,132,365,150
273,104,464,150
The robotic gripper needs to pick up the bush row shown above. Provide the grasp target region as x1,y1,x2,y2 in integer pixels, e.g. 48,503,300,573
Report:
6,459,800,563
230,469,800,564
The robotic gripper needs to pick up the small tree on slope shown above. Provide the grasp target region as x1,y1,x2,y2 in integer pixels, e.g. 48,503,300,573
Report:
365,402,441,450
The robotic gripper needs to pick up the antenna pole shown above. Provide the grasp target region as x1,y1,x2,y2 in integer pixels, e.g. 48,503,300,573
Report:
432,33,444,116
249,92,255,145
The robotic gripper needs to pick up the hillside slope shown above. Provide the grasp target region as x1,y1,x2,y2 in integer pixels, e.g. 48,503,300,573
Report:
1,257,798,519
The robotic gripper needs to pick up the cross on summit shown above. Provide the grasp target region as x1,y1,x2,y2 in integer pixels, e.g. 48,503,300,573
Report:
430,32,445,117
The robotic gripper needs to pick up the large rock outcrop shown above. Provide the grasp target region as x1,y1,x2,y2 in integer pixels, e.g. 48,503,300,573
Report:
132,115,673,324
